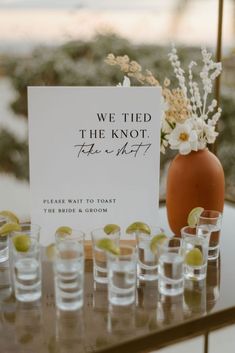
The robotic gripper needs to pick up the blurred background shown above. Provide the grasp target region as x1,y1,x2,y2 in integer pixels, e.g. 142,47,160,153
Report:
0,0,234,218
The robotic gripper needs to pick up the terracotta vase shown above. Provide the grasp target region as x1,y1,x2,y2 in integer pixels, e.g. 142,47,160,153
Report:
166,149,225,236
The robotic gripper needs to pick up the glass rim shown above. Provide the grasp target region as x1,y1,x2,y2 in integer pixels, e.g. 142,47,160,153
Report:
19,222,41,232
134,226,165,237
55,230,85,243
12,224,41,238
91,228,120,241
56,238,84,247
158,236,182,250
181,225,211,237
199,210,222,221
107,244,136,259
183,234,209,245
11,234,40,254
19,222,41,227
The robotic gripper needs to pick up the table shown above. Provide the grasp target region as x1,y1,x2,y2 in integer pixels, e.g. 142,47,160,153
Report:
0,204,235,353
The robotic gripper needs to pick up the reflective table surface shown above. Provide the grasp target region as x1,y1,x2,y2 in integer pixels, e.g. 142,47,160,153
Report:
0,205,235,353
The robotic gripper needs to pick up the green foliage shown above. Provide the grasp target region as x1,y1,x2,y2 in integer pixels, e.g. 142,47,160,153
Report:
0,128,29,180
6,34,202,117
1,33,235,201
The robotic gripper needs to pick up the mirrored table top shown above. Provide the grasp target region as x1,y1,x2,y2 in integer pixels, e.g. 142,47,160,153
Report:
0,204,235,353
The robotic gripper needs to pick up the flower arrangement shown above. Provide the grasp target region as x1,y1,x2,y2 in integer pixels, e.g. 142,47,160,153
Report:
105,47,222,155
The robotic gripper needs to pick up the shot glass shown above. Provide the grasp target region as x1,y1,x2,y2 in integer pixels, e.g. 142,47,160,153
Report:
0,260,12,300
197,210,222,260
11,234,41,302
91,228,120,284
158,238,184,296
135,227,165,281
54,230,84,311
107,245,137,306
0,217,8,263
9,224,41,287
182,235,208,281
19,223,41,241
181,225,211,242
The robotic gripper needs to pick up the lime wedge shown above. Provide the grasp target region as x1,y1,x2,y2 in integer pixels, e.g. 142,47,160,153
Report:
104,224,120,235
0,210,19,224
150,233,167,253
126,222,151,235
96,238,120,255
56,226,72,236
13,234,31,252
185,248,203,266
0,222,21,237
46,243,56,260
187,207,204,227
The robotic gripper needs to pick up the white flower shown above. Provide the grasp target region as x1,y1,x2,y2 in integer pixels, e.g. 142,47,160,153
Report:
168,121,198,155
193,117,205,131
204,124,218,144
107,47,223,155
117,76,131,87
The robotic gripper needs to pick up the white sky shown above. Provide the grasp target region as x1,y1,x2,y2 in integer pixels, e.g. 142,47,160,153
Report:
0,0,233,52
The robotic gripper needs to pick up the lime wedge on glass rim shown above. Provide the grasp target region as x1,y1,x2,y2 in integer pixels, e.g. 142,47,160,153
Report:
0,222,21,237
96,238,120,255
56,226,72,237
187,207,204,227
126,222,151,235
185,248,203,266
103,224,120,235
0,210,19,224
150,233,167,254
13,234,31,252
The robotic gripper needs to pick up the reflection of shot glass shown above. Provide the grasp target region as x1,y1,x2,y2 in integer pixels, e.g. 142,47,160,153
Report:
197,210,222,260
107,245,137,306
137,282,158,310
136,284,158,331
15,300,43,350
56,309,84,353
158,238,184,296
184,279,206,316
91,228,120,284
158,293,184,326
11,235,41,302
183,235,208,281
135,227,164,281
207,258,220,311
54,231,84,311
107,304,136,335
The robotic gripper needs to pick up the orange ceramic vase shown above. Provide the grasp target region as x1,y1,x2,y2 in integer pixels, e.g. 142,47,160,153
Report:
166,149,225,236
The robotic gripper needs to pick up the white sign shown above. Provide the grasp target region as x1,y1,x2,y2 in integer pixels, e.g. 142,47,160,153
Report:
28,87,162,244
